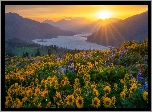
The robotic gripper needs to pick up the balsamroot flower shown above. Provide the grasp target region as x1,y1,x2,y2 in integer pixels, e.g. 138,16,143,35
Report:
111,96,116,105
120,91,126,100
93,88,99,96
143,91,148,101
54,91,61,102
103,97,112,108
104,86,111,93
65,95,75,106
92,97,100,108
76,96,84,108
114,83,118,91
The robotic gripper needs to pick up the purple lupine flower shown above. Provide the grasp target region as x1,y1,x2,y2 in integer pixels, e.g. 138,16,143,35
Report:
140,86,144,91
144,81,148,90
61,68,67,74
137,70,142,77
69,63,74,69
120,49,128,56
124,56,128,60
68,61,75,73
120,50,124,55
136,70,144,82
117,58,121,62
68,59,73,66
140,81,148,91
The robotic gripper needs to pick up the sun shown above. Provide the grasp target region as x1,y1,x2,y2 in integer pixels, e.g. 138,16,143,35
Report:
96,10,113,20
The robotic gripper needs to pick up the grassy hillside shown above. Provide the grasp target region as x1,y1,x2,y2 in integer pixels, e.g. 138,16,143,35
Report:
5,38,148,108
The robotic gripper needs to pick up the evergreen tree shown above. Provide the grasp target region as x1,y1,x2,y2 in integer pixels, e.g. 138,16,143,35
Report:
35,49,41,57
22,52,26,57
48,49,51,56
25,52,29,57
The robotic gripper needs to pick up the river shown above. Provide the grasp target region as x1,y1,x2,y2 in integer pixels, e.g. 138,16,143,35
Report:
32,34,111,50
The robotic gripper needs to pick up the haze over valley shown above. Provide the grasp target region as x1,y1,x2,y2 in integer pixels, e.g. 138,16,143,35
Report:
42,17,120,33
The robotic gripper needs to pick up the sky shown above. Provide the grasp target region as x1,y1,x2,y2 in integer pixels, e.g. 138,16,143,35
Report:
5,5,148,22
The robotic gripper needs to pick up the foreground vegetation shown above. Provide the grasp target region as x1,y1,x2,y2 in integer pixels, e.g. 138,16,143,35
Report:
5,38,148,108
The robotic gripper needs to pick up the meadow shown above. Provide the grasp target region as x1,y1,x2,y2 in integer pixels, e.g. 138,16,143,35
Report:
5,38,148,108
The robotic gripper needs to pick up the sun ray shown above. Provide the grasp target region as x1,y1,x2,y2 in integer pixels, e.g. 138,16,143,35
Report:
109,23,126,43
101,27,104,41
90,22,102,33
104,25,108,46
106,24,117,46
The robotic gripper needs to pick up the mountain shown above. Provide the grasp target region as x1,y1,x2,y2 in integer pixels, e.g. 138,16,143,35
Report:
42,17,91,33
87,11,148,47
5,12,76,42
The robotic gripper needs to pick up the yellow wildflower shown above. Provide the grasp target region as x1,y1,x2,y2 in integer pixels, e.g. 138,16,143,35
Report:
46,101,51,107
125,74,129,79
74,78,79,85
54,91,61,102
32,97,38,103
37,103,42,108
41,90,48,98
65,95,75,106
92,97,100,108
114,83,118,91
143,91,148,101
84,81,91,88
22,97,28,102
30,82,34,86
120,91,126,100
104,86,111,93
103,97,112,108
93,88,99,96
111,96,116,105
76,96,84,108
15,98,22,108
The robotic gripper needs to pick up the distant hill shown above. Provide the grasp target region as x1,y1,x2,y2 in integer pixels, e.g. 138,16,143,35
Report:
5,12,76,42
42,17,91,33
43,17,120,34
87,11,148,47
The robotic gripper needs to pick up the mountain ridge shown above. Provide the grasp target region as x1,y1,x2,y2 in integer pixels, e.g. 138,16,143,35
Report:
5,12,76,42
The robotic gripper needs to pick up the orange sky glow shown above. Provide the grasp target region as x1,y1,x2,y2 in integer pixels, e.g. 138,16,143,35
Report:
5,5,148,22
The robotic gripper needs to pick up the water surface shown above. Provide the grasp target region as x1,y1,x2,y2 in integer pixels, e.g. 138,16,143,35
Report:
32,34,110,50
